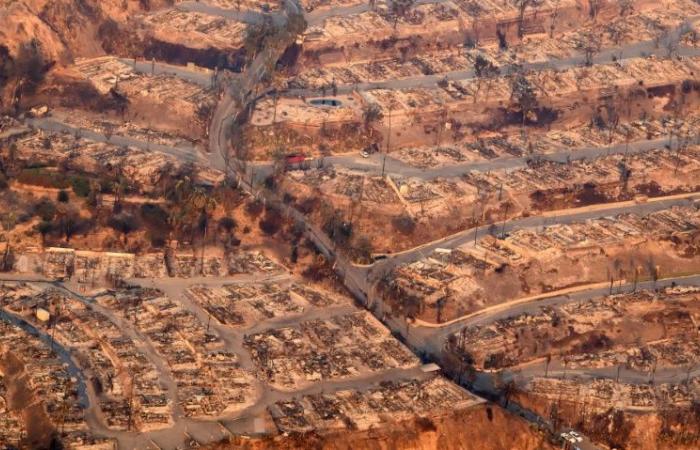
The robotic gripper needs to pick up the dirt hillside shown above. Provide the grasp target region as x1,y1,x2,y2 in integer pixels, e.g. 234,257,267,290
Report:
208,405,554,450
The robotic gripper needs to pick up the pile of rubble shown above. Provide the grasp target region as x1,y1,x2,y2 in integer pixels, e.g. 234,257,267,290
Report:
270,375,480,432
0,373,23,447
244,311,420,390
0,315,110,446
528,376,700,412
96,287,257,418
391,205,700,322
142,9,248,50
448,287,700,371
186,282,347,327
6,128,195,195
12,247,283,282
0,283,172,431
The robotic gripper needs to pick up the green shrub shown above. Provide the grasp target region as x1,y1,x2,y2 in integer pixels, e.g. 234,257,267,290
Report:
70,176,91,197
17,168,69,189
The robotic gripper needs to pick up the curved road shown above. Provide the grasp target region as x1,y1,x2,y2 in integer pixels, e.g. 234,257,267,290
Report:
407,274,700,354
363,193,700,276
0,273,435,449
6,1,694,446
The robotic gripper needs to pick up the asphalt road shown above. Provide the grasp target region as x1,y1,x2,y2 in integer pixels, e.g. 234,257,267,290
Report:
0,273,437,449
404,274,700,450
26,117,204,164
0,306,89,407
6,3,695,447
319,134,700,180
289,16,700,96
362,194,700,279
409,274,700,352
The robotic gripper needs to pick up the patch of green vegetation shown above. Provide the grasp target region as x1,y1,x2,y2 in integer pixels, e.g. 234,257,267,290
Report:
70,176,91,197
17,168,93,198
17,168,70,189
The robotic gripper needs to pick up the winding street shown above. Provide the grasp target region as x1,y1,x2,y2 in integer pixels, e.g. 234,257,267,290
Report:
24,113,699,186
404,275,700,356
364,193,700,275
3,1,698,447
0,306,90,408
401,274,700,450
0,273,436,448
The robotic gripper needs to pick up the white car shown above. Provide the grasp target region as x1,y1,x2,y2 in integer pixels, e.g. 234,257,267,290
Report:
361,151,370,158
560,432,577,444
569,431,583,442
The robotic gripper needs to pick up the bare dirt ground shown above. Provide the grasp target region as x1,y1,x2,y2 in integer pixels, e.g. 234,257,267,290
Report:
210,403,555,450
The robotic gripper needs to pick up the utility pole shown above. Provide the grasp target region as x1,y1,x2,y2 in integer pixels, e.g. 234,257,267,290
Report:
50,314,57,355
127,375,135,432
382,105,392,177
59,378,73,435
500,203,510,238
146,121,152,151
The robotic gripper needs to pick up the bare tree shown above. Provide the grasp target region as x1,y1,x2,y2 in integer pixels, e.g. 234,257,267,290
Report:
513,0,542,38
362,103,384,133
661,30,681,59
606,23,625,47
577,30,602,66
549,0,561,38
652,21,669,49
390,0,416,29
645,257,659,291
509,69,538,127
473,54,500,103
462,1,484,46
103,122,116,143
617,0,633,17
